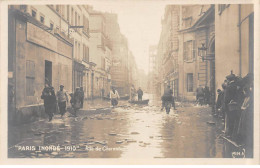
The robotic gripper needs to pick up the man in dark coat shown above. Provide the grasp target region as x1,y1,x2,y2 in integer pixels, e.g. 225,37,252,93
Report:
196,86,204,105
161,85,176,110
224,74,240,137
204,86,210,105
137,87,143,101
41,84,57,121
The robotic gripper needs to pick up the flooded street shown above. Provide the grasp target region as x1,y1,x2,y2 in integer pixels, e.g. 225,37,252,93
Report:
8,94,242,158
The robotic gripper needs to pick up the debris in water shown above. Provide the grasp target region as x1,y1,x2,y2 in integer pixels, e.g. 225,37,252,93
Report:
126,139,137,143
109,133,117,136
131,132,139,135
207,121,216,125
34,132,42,136
116,141,123,144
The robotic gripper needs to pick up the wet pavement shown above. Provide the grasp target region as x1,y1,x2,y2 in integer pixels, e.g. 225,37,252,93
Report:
8,94,246,158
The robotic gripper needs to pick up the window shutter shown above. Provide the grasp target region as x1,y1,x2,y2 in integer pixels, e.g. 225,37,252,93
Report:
183,42,187,61
192,40,196,60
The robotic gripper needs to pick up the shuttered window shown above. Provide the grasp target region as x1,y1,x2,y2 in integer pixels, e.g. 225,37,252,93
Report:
187,73,193,92
183,40,196,62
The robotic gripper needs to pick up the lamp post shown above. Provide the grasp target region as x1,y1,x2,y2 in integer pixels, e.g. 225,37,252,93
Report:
198,43,207,61
198,43,215,61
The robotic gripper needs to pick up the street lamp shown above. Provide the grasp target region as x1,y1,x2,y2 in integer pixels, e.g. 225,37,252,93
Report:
198,43,215,62
198,43,207,62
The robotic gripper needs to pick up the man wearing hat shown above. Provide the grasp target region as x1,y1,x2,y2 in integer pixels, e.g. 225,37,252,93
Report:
224,73,240,137
56,85,68,117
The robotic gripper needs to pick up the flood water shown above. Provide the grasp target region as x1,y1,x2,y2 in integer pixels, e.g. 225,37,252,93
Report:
8,94,245,158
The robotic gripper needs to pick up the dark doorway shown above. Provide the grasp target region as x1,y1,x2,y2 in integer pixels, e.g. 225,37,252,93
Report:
45,60,52,86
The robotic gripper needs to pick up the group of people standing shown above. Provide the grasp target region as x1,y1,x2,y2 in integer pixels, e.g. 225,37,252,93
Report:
196,86,211,105
41,84,84,121
130,85,144,101
215,73,253,152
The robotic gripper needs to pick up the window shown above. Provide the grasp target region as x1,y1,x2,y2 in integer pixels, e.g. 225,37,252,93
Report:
83,16,89,34
71,8,74,25
78,15,80,26
75,41,78,59
101,57,105,69
61,5,65,17
56,5,60,13
67,5,70,21
50,22,53,30
101,36,105,47
75,12,78,26
83,45,89,62
187,73,193,92
26,60,35,96
78,43,80,58
40,15,45,23
86,46,89,62
56,26,60,32
20,5,27,12
218,4,230,15
31,9,36,18
183,40,195,61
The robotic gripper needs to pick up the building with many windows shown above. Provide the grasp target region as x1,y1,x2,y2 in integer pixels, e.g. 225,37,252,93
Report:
89,7,112,98
156,5,215,101
8,5,74,123
8,5,139,124
105,13,134,96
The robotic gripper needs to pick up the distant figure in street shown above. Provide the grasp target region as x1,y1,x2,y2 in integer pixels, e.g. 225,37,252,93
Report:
204,86,210,105
71,88,81,116
161,85,176,110
56,85,68,117
137,87,143,101
130,85,136,101
110,86,120,107
196,86,204,104
80,87,84,108
101,88,105,98
41,84,57,121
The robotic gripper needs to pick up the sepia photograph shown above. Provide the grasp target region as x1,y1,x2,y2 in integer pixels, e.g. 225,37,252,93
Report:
1,0,259,164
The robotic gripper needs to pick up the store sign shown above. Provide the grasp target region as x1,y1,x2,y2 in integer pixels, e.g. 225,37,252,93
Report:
27,22,57,52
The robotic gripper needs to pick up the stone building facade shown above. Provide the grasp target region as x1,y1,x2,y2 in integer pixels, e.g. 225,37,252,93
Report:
215,4,254,90
8,5,138,124
157,5,215,101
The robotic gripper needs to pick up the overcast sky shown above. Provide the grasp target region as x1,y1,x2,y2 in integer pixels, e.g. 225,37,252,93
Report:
89,1,166,74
